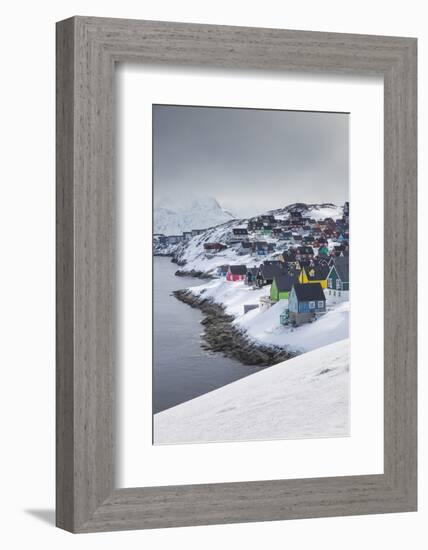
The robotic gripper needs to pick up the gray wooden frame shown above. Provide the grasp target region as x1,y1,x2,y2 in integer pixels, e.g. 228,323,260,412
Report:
56,16,417,533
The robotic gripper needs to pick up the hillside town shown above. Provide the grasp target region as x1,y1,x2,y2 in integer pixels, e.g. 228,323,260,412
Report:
154,202,349,332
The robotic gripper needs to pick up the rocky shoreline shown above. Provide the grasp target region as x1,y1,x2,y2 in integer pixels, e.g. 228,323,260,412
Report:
174,269,214,280
173,289,295,366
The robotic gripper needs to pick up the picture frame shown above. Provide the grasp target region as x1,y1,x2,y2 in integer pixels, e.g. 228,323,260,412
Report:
56,16,417,533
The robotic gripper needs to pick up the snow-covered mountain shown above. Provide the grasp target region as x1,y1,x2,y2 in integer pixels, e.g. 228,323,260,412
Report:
154,339,349,444
154,196,235,235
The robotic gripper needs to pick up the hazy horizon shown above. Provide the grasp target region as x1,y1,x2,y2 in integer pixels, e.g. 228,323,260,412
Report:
153,105,349,218
154,194,346,221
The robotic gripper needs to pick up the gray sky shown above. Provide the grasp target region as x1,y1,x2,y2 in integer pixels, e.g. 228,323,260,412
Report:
153,105,349,218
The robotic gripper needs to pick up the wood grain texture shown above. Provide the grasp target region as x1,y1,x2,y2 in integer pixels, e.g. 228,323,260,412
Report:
56,16,417,532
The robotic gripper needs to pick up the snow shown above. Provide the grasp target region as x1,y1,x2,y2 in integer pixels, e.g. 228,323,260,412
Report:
156,201,345,274
190,279,349,354
154,196,235,235
269,202,344,221
237,300,349,353
303,204,344,221
154,339,349,444
192,278,266,317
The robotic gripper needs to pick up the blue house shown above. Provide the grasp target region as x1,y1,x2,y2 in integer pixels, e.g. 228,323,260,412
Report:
216,264,229,278
288,283,326,325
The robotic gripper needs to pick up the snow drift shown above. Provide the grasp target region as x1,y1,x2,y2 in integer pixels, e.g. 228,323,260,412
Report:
154,339,350,445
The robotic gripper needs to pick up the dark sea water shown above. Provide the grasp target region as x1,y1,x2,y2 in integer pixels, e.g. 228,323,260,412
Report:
153,257,263,413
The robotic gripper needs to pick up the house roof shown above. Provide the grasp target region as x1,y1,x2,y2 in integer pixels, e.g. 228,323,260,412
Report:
332,256,349,282
229,265,247,275
263,260,282,266
281,250,296,260
304,264,330,281
274,272,299,292
315,256,330,266
292,282,326,302
258,263,285,280
297,246,314,255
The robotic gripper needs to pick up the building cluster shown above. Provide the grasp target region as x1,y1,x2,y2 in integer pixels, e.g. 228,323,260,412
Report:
214,203,350,327
153,228,206,246
153,202,350,253
206,204,348,258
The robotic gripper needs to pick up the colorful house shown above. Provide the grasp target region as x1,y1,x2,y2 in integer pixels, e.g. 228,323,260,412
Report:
326,257,349,302
298,265,329,289
295,245,314,260
270,272,299,302
256,263,285,287
245,267,259,286
260,214,276,224
252,241,270,256
279,249,297,263
262,224,273,236
318,245,329,256
315,255,330,268
216,265,229,278
247,220,263,231
232,227,248,236
288,283,326,325
226,265,247,281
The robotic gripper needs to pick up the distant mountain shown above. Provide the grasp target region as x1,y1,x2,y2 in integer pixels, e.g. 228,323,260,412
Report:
154,197,235,235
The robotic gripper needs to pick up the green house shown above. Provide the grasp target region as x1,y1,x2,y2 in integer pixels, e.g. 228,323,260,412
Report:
262,226,272,236
270,272,299,302
326,256,349,291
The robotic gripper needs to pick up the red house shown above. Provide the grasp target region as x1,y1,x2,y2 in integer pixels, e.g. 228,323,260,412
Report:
226,265,247,281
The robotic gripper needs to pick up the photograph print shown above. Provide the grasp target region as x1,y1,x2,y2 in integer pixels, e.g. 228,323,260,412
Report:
152,104,349,445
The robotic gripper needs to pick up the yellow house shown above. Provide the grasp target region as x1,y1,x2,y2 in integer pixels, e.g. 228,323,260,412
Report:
298,265,329,289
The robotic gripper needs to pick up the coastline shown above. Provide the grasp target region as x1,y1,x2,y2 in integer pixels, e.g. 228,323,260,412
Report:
174,289,295,366
174,269,214,280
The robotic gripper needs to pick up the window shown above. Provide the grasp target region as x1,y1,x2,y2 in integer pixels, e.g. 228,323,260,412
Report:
309,301,315,309
336,279,342,290
328,279,332,288
318,301,324,308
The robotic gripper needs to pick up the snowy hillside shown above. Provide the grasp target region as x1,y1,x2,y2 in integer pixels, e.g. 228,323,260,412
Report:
173,219,267,271
154,339,349,445
268,202,344,221
154,196,235,235
160,201,345,274
191,278,349,353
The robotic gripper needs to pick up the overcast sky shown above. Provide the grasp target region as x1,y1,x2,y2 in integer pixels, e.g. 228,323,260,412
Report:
153,105,349,218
